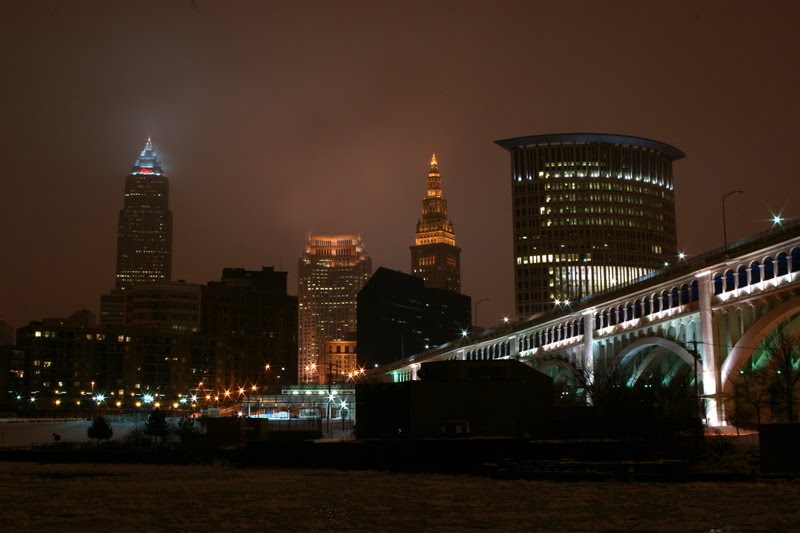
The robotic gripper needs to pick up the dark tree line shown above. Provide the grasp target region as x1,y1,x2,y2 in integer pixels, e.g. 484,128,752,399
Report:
732,323,800,426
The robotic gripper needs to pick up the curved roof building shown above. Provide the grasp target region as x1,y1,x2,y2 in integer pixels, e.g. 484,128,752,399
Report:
495,133,683,318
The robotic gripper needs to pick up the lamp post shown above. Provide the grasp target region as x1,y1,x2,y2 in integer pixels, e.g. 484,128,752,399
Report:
722,190,743,250
473,298,489,330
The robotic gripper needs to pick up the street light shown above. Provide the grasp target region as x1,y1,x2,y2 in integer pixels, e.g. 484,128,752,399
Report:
473,298,489,329
722,190,743,250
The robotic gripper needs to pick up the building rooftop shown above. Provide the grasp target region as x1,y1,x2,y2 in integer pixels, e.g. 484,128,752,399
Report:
494,133,685,161
131,138,165,176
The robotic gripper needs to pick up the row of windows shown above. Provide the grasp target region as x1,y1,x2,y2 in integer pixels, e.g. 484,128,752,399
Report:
534,205,667,219
511,143,675,190
515,215,671,231
515,181,671,197
518,193,670,209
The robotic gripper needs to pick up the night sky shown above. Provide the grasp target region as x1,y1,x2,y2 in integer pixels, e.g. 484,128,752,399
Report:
3,1,800,329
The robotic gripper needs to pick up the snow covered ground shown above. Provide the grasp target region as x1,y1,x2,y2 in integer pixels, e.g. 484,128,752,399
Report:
0,462,798,531
0,420,795,531
0,418,145,447
0,417,354,447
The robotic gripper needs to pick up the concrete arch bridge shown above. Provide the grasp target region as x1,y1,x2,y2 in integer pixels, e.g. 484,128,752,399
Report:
376,221,800,426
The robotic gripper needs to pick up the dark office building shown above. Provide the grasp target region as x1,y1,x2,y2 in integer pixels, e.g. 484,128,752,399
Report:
13,321,225,402
201,267,298,391
496,133,683,318
0,320,14,347
115,138,173,289
357,267,470,367
355,359,553,439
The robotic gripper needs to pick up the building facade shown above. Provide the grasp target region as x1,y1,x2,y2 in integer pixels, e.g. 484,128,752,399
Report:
13,322,226,403
115,138,173,290
495,133,682,318
410,154,461,293
298,235,372,384
201,267,298,390
318,337,358,385
125,280,201,332
99,289,126,326
357,267,471,367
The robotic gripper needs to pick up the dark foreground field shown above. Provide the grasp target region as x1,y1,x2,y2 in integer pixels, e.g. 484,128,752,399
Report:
1,462,798,531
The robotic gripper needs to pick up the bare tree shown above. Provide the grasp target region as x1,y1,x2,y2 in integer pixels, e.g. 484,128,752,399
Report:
760,324,800,423
731,366,772,426
572,358,626,409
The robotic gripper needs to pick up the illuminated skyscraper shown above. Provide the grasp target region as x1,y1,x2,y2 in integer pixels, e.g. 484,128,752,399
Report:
496,133,683,318
298,235,372,384
115,139,173,289
410,154,461,293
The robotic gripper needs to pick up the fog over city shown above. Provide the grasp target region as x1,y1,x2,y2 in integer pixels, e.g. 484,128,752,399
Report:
3,1,799,329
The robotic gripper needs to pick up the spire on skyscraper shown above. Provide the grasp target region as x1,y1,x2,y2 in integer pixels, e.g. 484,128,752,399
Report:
132,138,164,176
410,152,461,293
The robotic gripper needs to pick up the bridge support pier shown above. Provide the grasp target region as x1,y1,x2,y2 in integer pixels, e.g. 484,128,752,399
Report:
698,271,724,426
583,311,595,405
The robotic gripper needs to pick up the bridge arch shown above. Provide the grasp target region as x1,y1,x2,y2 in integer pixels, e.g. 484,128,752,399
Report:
536,358,577,381
721,295,800,395
616,337,696,369
626,347,681,386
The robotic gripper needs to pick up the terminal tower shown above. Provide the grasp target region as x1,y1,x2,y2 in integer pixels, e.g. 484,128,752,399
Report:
410,154,461,293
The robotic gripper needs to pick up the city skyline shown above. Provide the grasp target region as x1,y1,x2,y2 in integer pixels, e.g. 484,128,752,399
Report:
3,2,800,329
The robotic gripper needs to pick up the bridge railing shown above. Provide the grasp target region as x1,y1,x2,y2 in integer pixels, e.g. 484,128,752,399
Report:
580,218,800,307
372,219,800,378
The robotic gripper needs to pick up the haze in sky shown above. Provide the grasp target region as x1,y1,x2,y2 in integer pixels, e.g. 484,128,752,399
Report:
2,0,799,328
